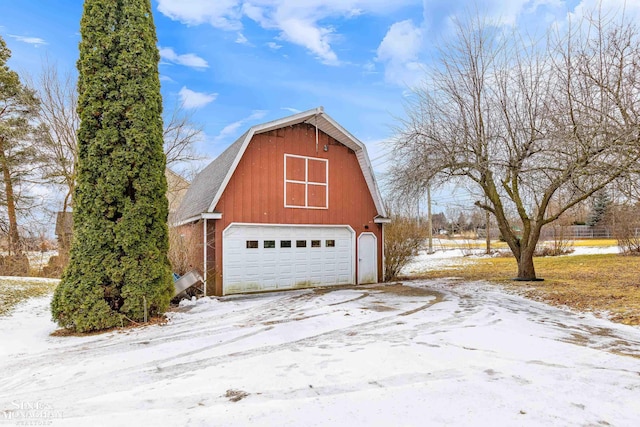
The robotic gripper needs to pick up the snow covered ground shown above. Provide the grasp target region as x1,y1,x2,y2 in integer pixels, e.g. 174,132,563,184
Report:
1,281,639,426
402,244,621,275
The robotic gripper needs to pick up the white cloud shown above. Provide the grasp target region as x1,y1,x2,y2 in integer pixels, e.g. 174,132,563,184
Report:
251,1,415,65
217,121,244,140
478,0,531,27
157,0,415,66
276,18,338,65
363,61,376,73
570,0,640,22
433,0,640,45
376,20,424,86
156,0,242,30
242,3,268,25
215,110,269,142
159,47,209,69
248,110,268,120
235,32,250,44
419,0,568,40
281,107,301,114
179,87,218,109
376,20,422,64
8,35,47,47
160,75,176,83
266,41,283,50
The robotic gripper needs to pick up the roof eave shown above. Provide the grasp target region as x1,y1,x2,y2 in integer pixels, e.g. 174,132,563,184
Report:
374,216,391,224
171,212,223,227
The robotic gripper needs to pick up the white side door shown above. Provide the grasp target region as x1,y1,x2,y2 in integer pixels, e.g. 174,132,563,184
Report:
358,233,377,284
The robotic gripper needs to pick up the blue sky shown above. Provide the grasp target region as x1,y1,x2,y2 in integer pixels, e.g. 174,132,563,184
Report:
0,0,634,213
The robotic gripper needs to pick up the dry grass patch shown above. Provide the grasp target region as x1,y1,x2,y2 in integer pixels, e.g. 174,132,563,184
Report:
0,277,59,317
436,238,617,249
436,239,509,249
572,239,617,247
407,254,640,325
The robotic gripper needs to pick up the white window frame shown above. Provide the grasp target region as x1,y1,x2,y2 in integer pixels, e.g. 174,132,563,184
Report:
284,154,329,209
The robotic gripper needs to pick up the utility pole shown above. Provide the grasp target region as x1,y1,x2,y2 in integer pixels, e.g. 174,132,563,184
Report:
427,186,434,254
485,196,491,254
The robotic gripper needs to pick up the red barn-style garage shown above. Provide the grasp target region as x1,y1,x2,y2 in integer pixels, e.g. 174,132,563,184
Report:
173,107,389,296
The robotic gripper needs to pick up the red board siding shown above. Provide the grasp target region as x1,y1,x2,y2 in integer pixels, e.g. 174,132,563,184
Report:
307,184,326,208
209,123,383,295
286,156,306,181
286,182,306,207
308,159,326,182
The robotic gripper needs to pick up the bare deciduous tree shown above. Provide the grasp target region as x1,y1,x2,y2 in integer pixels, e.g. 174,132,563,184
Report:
33,62,78,212
612,203,640,255
34,63,204,211
391,10,640,280
163,102,204,168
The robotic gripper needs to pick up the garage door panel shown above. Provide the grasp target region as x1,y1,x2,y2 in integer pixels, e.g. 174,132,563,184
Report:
223,224,354,295
278,264,293,274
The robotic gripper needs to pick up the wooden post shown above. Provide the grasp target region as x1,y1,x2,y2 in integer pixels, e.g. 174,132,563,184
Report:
143,296,148,323
203,218,207,296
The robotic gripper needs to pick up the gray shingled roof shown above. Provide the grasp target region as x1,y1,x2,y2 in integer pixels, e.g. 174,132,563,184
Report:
173,132,247,223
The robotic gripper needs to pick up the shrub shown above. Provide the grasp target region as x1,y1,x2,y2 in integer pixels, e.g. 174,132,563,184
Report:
384,215,429,281
0,254,30,276
535,225,574,256
168,224,200,275
613,204,640,255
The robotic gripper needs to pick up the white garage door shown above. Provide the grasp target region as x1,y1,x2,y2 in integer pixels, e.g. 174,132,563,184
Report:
223,224,354,295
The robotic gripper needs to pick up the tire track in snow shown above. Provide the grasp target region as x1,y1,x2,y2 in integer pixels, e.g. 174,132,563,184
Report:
0,288,444,406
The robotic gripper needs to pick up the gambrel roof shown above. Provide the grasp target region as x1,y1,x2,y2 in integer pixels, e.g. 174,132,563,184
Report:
173,107,387,225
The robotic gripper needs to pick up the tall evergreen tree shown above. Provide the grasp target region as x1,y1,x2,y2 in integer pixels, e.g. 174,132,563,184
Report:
52,0,173,332
586,191,612,227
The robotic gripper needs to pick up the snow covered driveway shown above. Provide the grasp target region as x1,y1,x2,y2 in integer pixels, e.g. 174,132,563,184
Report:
1,282,639,426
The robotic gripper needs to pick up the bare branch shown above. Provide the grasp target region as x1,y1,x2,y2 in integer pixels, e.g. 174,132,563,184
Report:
387,8,640,279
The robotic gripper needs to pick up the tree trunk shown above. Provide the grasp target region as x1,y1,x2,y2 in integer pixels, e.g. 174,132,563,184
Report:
516,247,538,280
0,141,20,255
63,189,71,213
485,201,491,254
